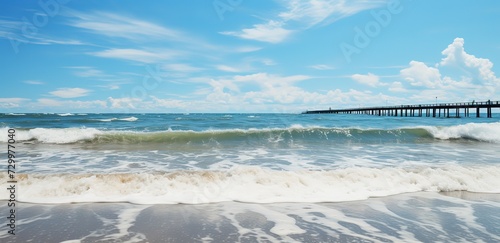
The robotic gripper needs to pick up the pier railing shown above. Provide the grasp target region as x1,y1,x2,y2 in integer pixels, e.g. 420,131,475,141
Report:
303,100,500,118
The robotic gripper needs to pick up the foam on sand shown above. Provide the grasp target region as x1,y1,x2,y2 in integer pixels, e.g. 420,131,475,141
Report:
2,165,499,204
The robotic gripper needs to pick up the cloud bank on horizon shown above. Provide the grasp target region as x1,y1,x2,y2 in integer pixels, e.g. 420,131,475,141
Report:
1,0,499,112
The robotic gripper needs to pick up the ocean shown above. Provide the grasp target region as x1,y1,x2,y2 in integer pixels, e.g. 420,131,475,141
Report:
1,112,499,242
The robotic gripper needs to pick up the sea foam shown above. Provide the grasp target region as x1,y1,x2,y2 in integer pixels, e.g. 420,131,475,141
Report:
2,165,499,204
424,122,500,143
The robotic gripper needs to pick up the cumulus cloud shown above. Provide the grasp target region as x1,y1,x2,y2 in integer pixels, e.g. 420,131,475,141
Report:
395,38,499,102
400,61,442,88
388,82,407,92
440,37,497,84
351,73,380,87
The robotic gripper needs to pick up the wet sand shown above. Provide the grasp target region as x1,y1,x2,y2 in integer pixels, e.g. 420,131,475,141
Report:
1,192,499,242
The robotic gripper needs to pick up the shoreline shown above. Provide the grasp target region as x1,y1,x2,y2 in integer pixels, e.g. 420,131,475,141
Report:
1,191,499,242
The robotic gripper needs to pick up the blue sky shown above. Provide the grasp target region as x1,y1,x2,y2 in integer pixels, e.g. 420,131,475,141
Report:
1,0,500,113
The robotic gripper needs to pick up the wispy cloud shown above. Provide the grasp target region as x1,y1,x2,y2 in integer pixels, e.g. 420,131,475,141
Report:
0,19,84,47
221,20,293,44
310,64,335,70
66,10,218,51
279,0,387,27
24,80,45,85
163,63,203,72
67,66,109,78
90,48,182,63
234,46,263,53
221,0,387,43
67,11,181,42
49,88,91,98
0,19,23,39
216,65,246,73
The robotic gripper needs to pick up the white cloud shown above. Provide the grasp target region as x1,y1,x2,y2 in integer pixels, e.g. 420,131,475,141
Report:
35,99,107,109
96,85,120,90
220,20,293,44
37,98,63,107
91,48,181,63
49,88,91,98
0,19,83,46
0,98,29,108
310,64,335,70
68,11,181,42
69,66,108,78
400,61,441,88
221,0,386,43
206,73,316,105
24,80,44,85
388,82,407,92
163,64,203,72
440,37,498,84
351,73,380,87
261,59,277,66
107,97,142,109
66,11,218,51
279,0,387,27
394,38,499,102
234,46,263,53
232,72,310,87
216,65,245,73
150,96,190,108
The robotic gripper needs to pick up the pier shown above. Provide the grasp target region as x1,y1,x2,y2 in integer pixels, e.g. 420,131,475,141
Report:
303,100,500,118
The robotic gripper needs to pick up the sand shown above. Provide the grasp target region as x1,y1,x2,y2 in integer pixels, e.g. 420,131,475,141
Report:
0,192,499,242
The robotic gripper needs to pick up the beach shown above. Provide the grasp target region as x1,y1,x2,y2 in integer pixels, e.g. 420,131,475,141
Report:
1,192,499,242
1,113,500,242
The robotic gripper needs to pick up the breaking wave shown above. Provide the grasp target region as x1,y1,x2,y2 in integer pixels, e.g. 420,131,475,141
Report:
1,165,499,204
1,122,499,144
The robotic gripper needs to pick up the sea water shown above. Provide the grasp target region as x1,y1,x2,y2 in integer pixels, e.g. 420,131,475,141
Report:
0,113,499,242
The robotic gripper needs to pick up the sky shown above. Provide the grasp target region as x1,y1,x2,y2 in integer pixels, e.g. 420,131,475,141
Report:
1,0,500,113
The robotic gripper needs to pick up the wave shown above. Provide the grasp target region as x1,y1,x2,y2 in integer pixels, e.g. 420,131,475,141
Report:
95,116,138,122
0,127,103,144
2,165,499,204
7,113,26,116
422,122,500,143
1,122,499,144
58,113,74,116
119,116,138,121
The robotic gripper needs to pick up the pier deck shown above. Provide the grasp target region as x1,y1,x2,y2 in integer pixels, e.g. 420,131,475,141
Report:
303,101,500,118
